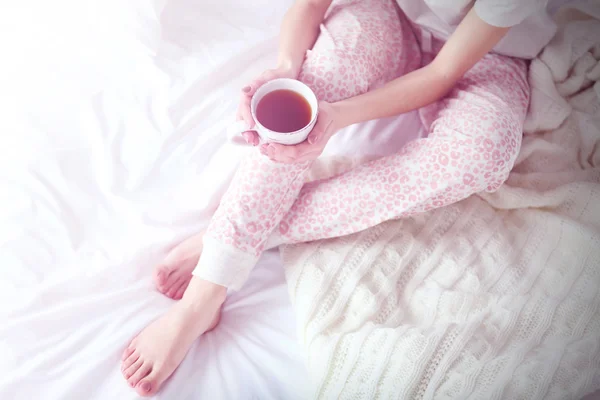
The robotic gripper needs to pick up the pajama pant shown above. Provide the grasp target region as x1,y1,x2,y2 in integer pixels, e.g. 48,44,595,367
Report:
193,0,530,290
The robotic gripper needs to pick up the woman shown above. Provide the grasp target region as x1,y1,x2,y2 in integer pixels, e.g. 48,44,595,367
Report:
120,0,556,395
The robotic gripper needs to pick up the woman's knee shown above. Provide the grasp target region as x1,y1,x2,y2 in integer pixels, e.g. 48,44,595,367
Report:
475,112,523,191
428,114,521,193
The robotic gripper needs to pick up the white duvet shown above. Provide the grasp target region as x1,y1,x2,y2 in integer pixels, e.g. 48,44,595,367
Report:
281,2,600,399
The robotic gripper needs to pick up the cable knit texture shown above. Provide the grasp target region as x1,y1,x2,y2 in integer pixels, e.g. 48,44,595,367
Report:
281,4,600,399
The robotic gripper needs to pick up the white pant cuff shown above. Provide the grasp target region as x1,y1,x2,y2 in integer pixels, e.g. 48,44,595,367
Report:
192,236,259,291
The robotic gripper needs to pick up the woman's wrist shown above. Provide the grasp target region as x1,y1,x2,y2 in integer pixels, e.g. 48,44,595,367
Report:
276,57,302,78
330,100,358,130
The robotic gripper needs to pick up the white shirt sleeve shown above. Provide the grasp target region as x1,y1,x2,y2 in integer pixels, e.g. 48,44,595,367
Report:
474,0,549,28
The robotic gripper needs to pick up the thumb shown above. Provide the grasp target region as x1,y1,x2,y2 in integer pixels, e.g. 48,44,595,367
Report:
242,70,276,97
241,85,254,96
307,128,321,145
307,115,333,145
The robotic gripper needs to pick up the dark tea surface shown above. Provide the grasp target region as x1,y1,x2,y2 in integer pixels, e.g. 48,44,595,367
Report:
256,89,312,133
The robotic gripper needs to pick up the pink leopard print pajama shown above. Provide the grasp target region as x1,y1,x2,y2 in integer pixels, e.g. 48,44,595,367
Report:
193,0,530,290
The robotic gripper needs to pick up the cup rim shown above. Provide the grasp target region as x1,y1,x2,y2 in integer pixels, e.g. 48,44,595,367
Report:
250,78,319,136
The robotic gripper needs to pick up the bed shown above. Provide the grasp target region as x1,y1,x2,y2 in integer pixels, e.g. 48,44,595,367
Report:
0,0,421,398
1,0,599,399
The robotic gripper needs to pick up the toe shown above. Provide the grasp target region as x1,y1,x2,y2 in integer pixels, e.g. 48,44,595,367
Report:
136,368,167,397
173,279,189,300
166,278,186,299
160,270,183,293
155,269,167,284
121,352,139,373
121,346,135,361
136,379,155,397
153,266,172,289
128,362,152,388
165,276,185,296
124,357,144,379
164,233,204,265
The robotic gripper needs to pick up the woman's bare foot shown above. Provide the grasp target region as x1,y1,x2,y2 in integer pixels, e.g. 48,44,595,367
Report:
121,277,227,396
153,232,204,299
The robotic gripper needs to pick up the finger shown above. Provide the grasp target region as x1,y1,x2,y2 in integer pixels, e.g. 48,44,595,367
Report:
260,145,283,162
267,144,308,164
235,101,244,122
272,141,325,163
259,144,269,157
243,70,276,97
307,124,323,145
242,131,260,146
297,151,323,163
307,114,333,145
268,143,294,159
239,72,273,127
269,142,314,159
238,93,254,128
307,124,327,145
259,144,286,163
269,154,296,164
239,70,280,128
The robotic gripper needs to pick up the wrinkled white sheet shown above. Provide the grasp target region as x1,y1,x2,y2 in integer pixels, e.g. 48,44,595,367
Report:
0,1,307,399
0,1,423,399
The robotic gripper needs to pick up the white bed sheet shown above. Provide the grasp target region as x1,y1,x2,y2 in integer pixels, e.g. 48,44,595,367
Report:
0,1,423,399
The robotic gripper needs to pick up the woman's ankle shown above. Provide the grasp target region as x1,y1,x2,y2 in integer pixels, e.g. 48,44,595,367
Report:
181,276,227,311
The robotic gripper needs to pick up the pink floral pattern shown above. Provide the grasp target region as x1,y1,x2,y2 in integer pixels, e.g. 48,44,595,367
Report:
204,0,529,258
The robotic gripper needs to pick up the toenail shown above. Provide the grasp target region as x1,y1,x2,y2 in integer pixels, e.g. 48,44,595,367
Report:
141,382,151,392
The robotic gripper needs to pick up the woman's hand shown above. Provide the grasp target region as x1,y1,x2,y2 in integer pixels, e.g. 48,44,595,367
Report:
236,66,298,146
259,101,341,164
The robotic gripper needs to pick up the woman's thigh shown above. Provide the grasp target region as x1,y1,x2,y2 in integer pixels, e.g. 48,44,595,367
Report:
272,49,530,244
300,0,421,102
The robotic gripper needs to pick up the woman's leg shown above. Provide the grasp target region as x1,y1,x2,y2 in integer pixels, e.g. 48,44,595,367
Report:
154,17,529,296
269,46,529,246
195,0,421,290
121,1,421,396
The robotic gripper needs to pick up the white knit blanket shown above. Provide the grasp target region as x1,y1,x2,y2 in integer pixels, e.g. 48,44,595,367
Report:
281,4,600,399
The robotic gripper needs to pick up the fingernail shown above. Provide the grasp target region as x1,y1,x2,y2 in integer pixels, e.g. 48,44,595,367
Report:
308,136,318,144
242,86,251,93
141,382,151,392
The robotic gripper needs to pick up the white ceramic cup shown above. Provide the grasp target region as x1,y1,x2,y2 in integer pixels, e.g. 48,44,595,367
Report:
228,78,319,145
